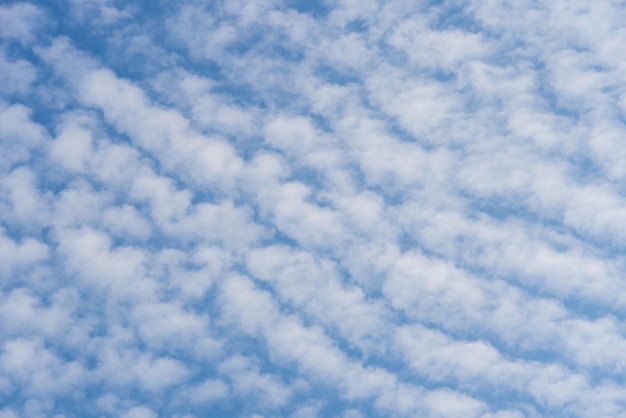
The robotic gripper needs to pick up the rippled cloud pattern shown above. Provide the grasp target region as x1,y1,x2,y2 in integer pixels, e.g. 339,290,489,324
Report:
2,1,626,417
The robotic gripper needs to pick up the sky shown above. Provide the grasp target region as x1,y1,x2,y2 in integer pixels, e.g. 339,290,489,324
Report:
2,0,626,417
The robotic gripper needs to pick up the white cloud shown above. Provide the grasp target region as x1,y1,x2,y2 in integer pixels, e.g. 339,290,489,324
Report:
0,229,48,280
0,52,37,96
68,0,133,26
187,379,229,406
0,103,46,171
5,0,626,416
219,274,495,417
0,2,47,44
0,338,87,398
219,354,292,409
122,406,157,418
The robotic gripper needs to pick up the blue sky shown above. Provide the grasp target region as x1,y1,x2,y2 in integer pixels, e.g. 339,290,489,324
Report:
2,1,626,417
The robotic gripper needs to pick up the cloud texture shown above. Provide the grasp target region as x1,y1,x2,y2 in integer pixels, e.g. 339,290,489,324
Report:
2,1,626,417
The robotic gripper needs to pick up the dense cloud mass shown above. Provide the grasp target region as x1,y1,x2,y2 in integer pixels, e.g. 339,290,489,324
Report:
2,0,626,417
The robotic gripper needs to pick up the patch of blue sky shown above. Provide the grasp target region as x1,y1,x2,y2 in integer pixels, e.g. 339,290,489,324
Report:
312,61,364,86
286,0,332,18
428,2,483,33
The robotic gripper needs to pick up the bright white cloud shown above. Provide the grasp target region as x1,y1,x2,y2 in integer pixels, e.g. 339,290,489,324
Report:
2,1,626,417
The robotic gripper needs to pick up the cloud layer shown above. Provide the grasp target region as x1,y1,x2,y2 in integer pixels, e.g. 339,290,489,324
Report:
2,1,626,417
